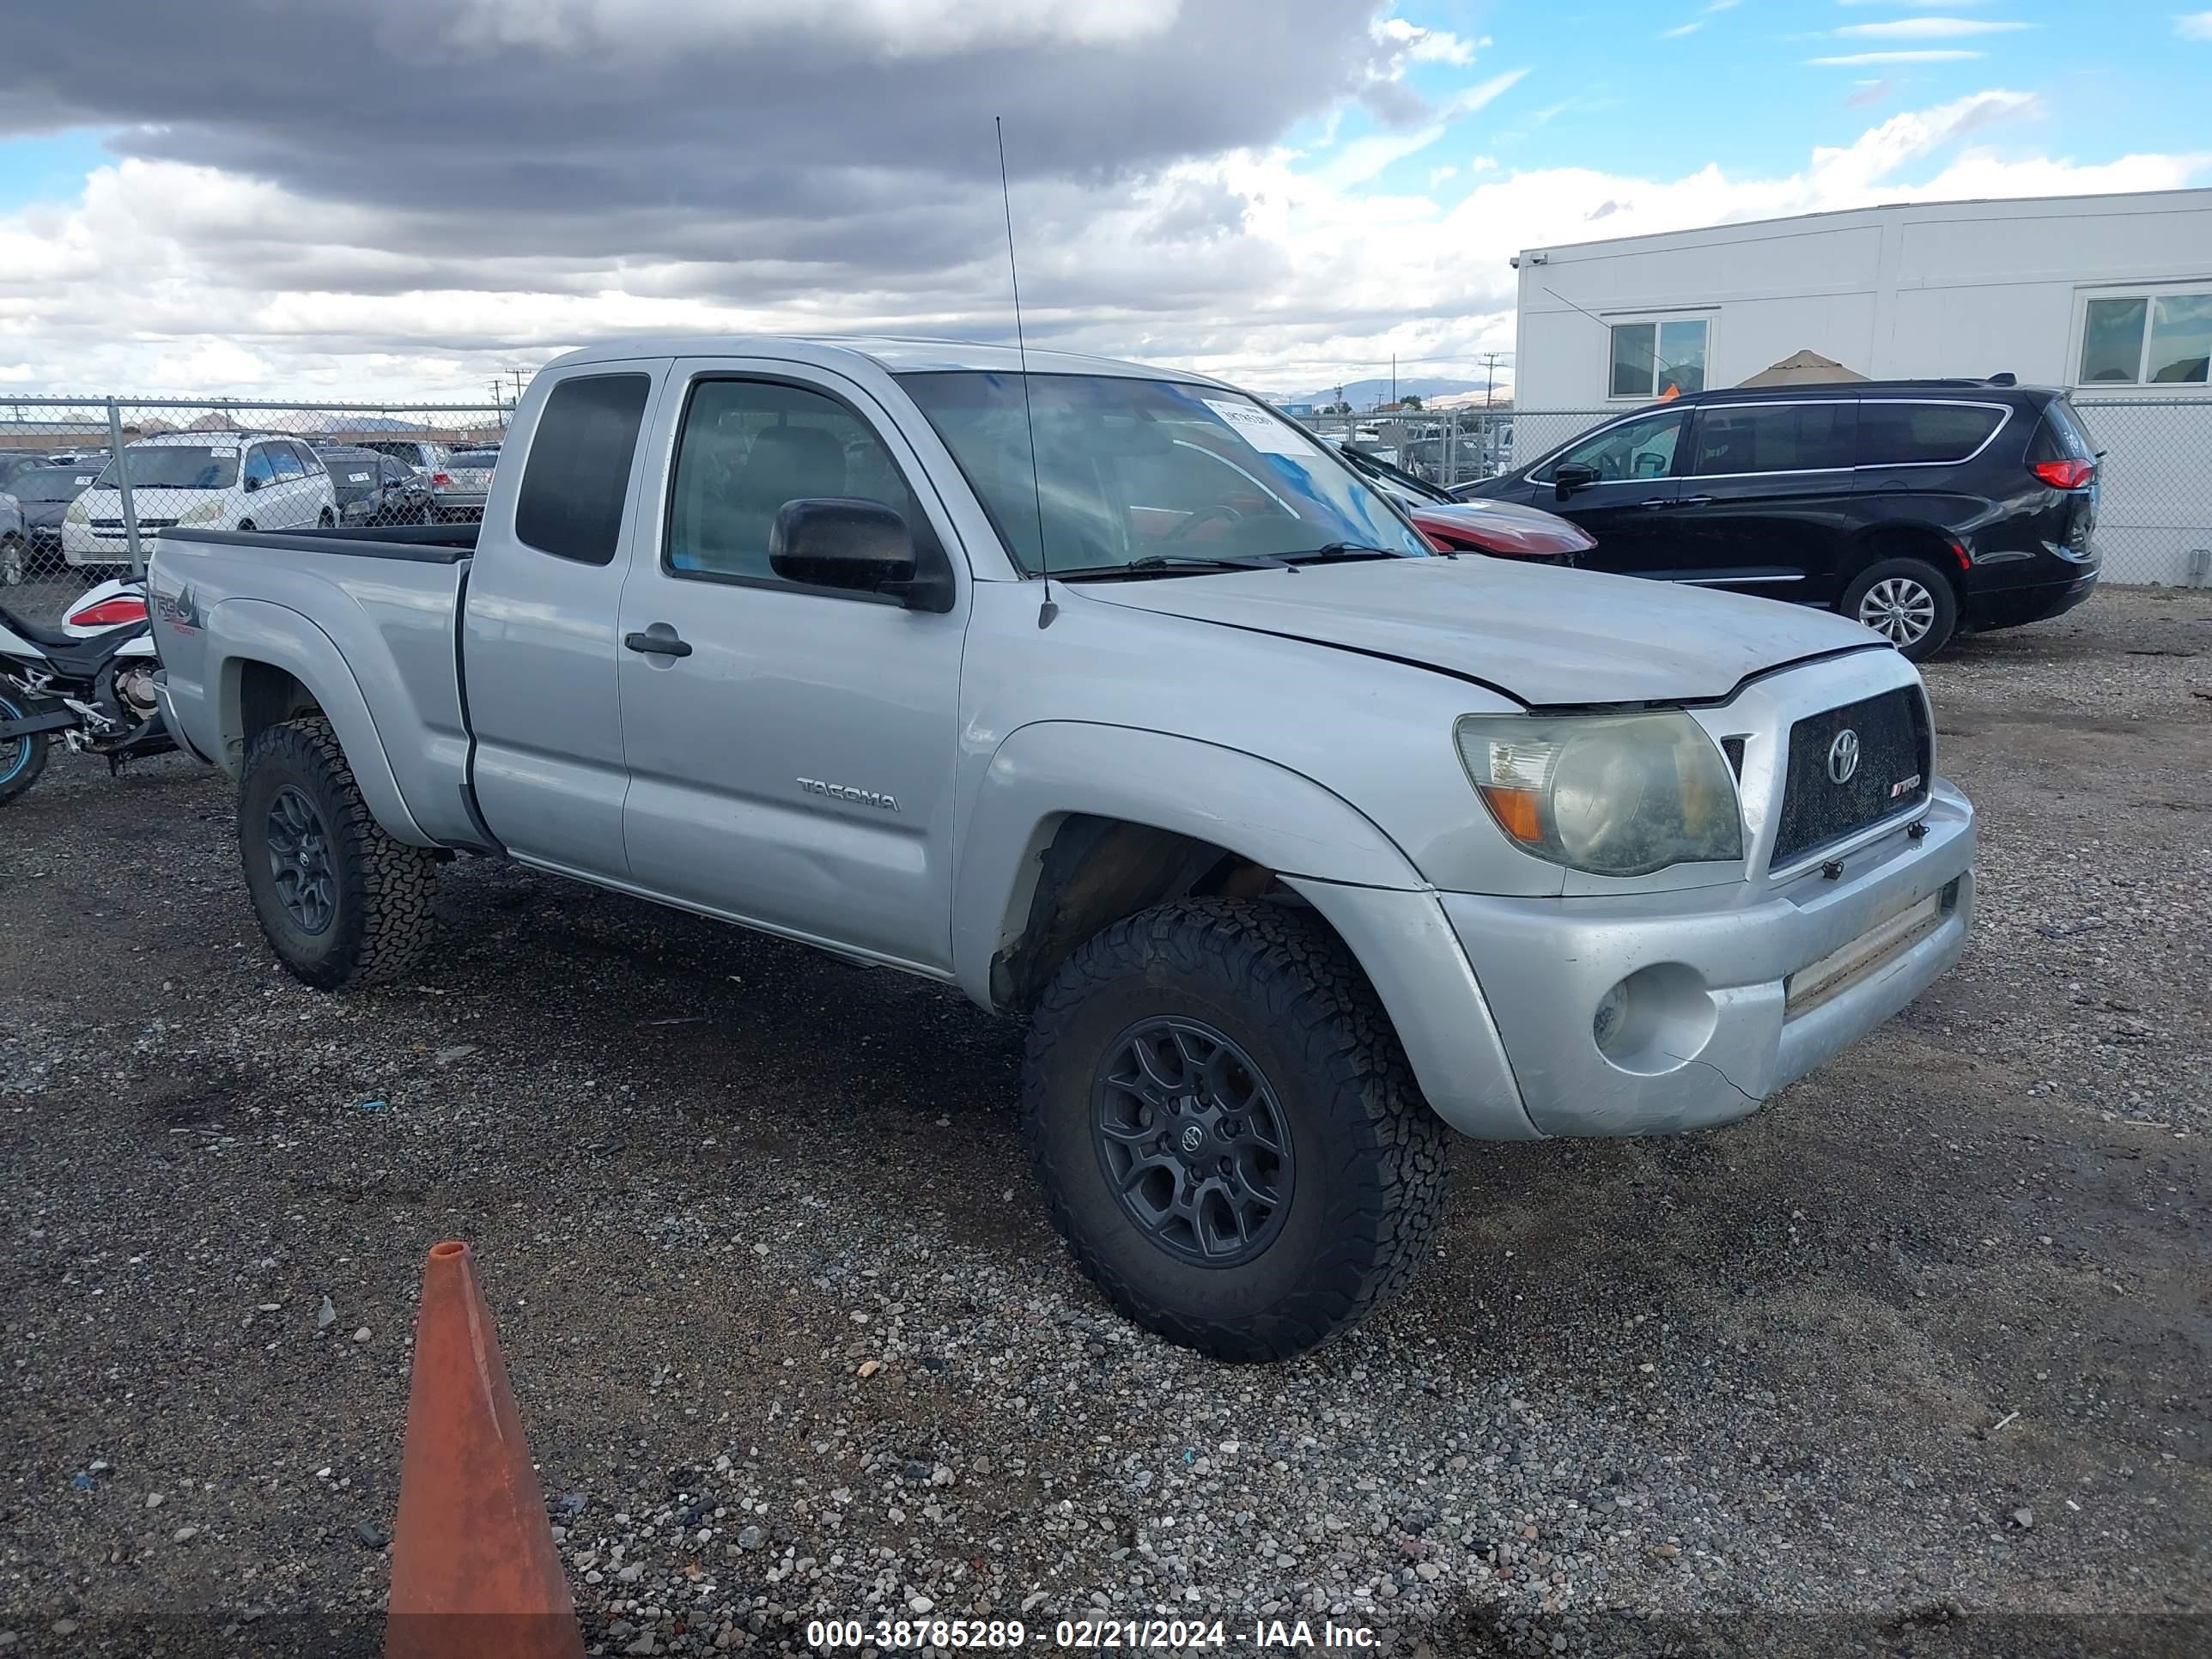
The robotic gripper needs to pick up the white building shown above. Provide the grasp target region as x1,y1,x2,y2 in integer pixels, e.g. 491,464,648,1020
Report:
1509,187,2212,584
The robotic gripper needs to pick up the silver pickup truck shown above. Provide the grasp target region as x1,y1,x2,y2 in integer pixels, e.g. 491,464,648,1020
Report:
149,336,1975,1360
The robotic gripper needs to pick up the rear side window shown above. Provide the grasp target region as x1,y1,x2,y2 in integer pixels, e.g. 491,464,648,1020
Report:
1858,403,2004,466
267,444,305,482
1688,403,1856,475
514,374,651,566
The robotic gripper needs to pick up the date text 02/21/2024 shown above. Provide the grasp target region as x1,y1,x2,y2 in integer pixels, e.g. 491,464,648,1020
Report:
804,1617,1380,1650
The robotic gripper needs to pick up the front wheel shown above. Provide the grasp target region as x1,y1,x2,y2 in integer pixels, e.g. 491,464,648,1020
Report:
1024,900,1451,1362
1842,556,1958,662
318,507,337,528
0,690,51,806
0,534,24,586
238,716,439,989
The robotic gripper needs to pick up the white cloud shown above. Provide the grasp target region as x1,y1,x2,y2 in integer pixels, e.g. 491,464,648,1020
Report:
1429,165,1459,185
445,0,1184,58
1371,15,1482,65
0,88,2203,398
1809,49,1984,64
1835,16,2034,39
2176,12,2212,40
1660,0,1739,37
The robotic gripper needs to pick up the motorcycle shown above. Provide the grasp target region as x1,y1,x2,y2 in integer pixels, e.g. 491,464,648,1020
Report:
0,575,174,807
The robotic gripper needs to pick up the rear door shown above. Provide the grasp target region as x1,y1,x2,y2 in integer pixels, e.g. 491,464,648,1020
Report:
462,362,665,875
613,359,969,971
1668,399,1859,603
1524,405,1688,577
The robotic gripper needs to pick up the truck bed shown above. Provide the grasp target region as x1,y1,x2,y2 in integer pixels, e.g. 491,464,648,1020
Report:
149,524,489,849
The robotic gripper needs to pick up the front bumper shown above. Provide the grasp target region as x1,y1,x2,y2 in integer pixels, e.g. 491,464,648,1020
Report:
1443,781,1974,1136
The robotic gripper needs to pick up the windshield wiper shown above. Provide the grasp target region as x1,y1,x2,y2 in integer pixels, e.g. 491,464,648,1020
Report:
1054,552,1299,581
1278,543,1405,565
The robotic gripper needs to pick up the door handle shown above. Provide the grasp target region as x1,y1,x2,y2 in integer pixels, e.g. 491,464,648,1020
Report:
624,626,692,659
1638,498,1674,508
1677,495,1717,507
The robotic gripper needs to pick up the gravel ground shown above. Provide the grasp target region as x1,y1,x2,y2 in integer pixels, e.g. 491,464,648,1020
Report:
2,587,2206,1658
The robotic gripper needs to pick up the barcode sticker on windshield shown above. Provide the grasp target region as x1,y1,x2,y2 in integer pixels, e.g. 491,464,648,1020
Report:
1200,398,1319,459
76,476,94,485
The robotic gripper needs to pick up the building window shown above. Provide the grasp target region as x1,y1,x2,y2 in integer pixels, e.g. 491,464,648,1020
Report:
1609,318,1708,400
2077,290,2212,386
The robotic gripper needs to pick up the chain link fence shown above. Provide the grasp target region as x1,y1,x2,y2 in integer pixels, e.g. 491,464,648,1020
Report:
3,387,2205,627
2,398,507,623
1297,395,2208,587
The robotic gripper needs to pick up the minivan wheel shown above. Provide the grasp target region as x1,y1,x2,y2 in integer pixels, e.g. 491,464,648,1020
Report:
1024,900,1451,1363
238,715,439,989
1842,557,1958,662
318,507,336,528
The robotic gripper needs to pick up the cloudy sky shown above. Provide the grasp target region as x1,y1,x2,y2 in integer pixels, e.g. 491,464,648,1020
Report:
0,0,2205,403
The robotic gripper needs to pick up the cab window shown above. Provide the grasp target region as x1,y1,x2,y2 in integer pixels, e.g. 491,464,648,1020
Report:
665,378,926,588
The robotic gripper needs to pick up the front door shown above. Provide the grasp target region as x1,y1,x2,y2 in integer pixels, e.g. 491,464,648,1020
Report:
615,362,969,972
1668,400,1860,604
1525,405,1688,577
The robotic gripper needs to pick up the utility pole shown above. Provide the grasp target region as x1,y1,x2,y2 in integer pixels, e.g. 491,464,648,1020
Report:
1390,353,1397,407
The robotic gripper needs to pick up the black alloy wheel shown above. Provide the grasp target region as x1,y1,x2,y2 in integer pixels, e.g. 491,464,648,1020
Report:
264,783,337,934
1092,1017,1293,1267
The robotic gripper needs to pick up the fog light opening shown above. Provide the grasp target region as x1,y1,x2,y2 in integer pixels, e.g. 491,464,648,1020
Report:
1591,963,1719,1077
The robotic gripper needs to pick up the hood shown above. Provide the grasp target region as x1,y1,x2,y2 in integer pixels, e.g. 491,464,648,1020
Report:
1409,499,1595,557
1077,556,1885,707
21,498,72,528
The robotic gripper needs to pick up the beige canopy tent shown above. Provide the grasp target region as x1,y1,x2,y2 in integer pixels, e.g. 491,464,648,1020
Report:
1737,349,1870,388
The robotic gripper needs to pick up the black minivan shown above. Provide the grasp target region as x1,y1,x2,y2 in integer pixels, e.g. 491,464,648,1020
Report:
1457,378,2101,660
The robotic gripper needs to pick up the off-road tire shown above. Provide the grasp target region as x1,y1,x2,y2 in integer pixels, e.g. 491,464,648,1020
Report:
238,715,437,989
0,691,50,806
1842,556,1959,662
1024,899,1451,1362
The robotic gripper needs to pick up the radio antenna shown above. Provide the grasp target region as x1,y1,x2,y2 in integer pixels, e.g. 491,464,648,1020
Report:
996,116,1055,628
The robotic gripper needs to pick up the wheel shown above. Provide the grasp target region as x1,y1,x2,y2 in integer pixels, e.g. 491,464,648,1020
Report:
237,520,256,533
1024,899,1451,1362
0,534,23,586
1842,556,1958,662
0,690,51,806
237,715,438,989
318,507,336,528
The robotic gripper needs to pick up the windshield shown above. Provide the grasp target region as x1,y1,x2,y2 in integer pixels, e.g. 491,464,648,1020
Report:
1337,442,1451,503
9,468,91,501
450,452,497,467
97,446,240,489
898,372,1429,574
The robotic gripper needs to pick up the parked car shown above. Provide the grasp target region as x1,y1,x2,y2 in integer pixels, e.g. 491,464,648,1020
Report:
1457,378,2100,659
64,433,337,567
0,490,24,586
0,453,56,494
352,439,449,478
7,463,99,569
149,335,1974,1363
431,448,497,521
319,446,436,526
1333,441,1595,562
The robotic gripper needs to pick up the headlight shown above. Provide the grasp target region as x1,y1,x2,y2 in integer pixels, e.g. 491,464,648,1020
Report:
173,499,225,526
1455,711,1743,876
65,499,90,524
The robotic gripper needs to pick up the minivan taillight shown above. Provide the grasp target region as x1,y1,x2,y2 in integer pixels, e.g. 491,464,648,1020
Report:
68,596,149,628
430,472,453,487
2032,458,2094,490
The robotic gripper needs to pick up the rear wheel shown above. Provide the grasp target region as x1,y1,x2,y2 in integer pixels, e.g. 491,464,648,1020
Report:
0,690,51,806
238,716,438,989
1024,900,1451,1362
1842,556,1957,662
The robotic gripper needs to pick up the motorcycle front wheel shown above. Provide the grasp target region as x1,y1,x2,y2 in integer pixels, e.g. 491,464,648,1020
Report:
0,690,51,806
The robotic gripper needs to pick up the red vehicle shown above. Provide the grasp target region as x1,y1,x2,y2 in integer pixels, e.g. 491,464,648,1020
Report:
1334,442,1595,562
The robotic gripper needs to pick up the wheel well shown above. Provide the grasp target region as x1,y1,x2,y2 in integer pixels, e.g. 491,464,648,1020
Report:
232,659,321,764
990,814,1292,1014
1849,524,1968,593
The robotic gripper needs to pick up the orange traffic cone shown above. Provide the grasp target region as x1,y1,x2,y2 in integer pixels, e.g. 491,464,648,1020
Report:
386,1242,586,1659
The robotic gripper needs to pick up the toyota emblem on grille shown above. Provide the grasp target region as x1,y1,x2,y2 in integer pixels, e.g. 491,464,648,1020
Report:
1826,728,1862,785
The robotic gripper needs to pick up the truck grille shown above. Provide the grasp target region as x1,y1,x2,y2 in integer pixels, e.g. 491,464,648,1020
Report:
1771,687,1931,868
91,518,178,531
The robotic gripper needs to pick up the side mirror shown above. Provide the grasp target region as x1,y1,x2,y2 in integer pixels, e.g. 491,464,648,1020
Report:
243,475,264,494
1553,462,1600,501
770,497,951,611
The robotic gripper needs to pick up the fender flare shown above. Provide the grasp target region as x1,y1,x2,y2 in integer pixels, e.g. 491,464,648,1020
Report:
209,597,432,846
951,720,1422,1010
